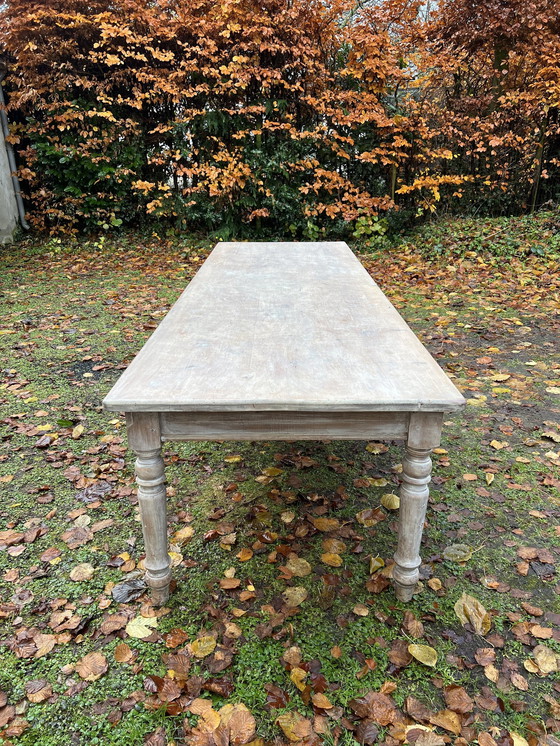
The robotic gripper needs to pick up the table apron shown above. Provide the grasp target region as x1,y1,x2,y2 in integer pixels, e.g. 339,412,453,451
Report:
159,410,409,441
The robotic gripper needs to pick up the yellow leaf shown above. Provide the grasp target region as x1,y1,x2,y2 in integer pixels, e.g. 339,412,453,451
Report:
191,635,216,658
381,493,400,510
172,525,194,545
368,477,388,487
454,592,491,635
321,552,342,567
290,666,308,691
276,711,312,742
69,563,95,581
490,440,508,450
311,517,340,532
224,455,242,463
282,586,308,606
408,644,438,667
353,604,369,616
443,544,472,562
125,616,158,639
286,556,312,577
236,548,253,562
366,442,388,454
262,467,283,477
72,424,84,439
369,556,385,574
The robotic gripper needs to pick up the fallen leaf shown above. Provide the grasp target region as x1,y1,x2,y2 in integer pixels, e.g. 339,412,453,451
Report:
321,552,342,567
282,586,308,606
443,544,473,562
75,651,108,681
191,636,217,658
220,703,256,745
285,556,312,577
353,604,369,616
69,563,95,582
172,525,194,545
311,517,340,532
114,643,133,663
454,592,491,635
366,442,388,454
24,680,52,703
290,666,308,691
408,644,438,667
236,548,253,562
381,493,399,510
312,693,333,709
276,711,312,741
125,615,158,639
429,709,461,735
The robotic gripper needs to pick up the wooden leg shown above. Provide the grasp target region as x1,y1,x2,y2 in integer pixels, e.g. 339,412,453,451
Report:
393,446,432,601
126,413,171,605
393,412,442,602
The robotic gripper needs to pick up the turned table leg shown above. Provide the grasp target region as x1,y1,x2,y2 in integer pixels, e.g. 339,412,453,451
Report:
126,413,171,605
393,412,442,602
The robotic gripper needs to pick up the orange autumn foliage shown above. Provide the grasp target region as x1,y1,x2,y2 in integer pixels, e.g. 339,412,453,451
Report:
0,0,558,234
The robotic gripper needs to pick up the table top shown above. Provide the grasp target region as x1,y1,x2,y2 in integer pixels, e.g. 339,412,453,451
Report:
103,242,465,413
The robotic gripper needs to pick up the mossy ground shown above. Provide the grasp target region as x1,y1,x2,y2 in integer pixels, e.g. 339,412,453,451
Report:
0,216,559,745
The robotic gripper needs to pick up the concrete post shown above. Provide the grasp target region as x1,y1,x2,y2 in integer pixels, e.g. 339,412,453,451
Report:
0,124,18,244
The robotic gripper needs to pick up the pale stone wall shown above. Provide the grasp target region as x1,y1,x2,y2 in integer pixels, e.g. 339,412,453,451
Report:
0,129,18,244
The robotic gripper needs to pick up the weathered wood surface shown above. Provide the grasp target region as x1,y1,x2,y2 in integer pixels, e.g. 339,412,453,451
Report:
160,410,409,441
103,242,465,413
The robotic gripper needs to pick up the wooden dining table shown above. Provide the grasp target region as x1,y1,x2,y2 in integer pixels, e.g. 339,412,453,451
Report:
103,241,465,605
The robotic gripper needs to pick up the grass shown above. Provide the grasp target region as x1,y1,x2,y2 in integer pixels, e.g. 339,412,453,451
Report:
1,213,560,744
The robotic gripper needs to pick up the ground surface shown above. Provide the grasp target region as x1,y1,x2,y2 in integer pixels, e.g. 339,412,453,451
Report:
0,214,559,746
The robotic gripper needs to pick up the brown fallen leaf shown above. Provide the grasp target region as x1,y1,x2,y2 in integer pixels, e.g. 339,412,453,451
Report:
114,643,134,663
220,703,256,745
75,651,108,681
24,679,52,703
282,586,308,607
312,693,333,709
443,684,473,714
348,691,398,726
428,709,462,735
285,556,312,577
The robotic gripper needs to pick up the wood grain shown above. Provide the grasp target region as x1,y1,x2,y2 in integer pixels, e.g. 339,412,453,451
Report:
160,410,409,441
103,242,465,413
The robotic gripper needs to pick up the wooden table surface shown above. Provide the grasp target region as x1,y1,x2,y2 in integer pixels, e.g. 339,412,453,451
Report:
103,242,464,414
